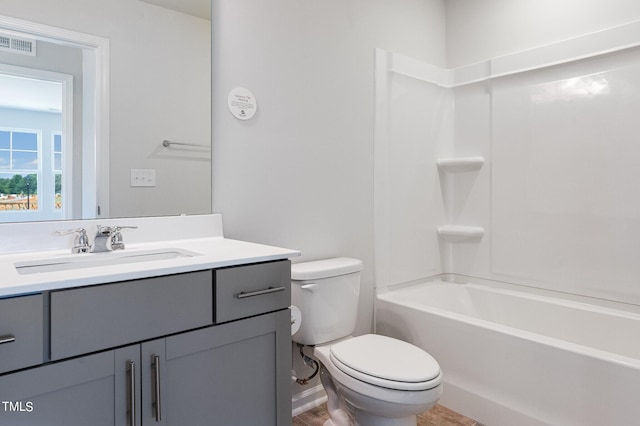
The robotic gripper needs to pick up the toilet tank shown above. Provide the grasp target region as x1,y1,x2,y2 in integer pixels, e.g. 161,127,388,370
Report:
291,258,363,346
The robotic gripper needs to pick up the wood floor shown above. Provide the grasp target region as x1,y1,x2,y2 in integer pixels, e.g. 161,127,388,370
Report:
292,403,479,426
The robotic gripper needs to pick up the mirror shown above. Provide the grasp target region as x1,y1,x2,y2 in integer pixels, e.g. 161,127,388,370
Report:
0,0,211,222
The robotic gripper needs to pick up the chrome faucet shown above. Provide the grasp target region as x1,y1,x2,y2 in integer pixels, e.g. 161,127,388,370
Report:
91,225,112,253
55,228,91,254
91,225,138,253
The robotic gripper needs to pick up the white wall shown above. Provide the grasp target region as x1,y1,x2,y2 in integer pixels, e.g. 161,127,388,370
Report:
212,0,446,332
0,0,211,218
446,0,640,67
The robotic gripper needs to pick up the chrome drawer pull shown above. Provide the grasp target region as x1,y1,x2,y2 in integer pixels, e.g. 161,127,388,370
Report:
152,355,162,422
127,361,136,426
236,286,286,299
0,335,16,345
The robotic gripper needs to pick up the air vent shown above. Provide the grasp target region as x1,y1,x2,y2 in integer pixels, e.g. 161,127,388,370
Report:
0,33,36,56
0,35,10,49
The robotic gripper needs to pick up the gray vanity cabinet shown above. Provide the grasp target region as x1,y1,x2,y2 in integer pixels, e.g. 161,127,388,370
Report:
0,260,292,426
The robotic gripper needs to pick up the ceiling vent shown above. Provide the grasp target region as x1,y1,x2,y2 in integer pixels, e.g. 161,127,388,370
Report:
0,33,36,56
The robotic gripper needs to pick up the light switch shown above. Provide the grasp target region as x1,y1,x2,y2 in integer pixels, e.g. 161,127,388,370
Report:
130,169,156,187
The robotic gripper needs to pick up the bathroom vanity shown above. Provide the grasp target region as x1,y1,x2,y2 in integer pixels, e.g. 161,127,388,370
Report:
0,214,299,426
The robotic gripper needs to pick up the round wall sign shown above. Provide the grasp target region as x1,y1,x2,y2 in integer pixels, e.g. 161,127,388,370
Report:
228,87,257,120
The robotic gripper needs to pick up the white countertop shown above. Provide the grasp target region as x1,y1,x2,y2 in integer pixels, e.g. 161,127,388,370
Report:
0,214,301,297
0,237,300,297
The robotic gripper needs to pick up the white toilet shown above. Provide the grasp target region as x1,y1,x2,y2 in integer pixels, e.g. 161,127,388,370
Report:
291,258,442,426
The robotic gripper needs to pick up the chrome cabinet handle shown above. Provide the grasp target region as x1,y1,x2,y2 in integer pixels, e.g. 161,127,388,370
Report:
0,335,16,345
127,361,136,426
235,286,286,299
152,355,162,422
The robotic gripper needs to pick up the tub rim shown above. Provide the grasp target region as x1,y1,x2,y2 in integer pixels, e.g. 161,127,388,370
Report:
376,277,640,371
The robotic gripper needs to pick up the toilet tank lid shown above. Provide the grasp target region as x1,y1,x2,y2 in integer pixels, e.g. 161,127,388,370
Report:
291,257,363,280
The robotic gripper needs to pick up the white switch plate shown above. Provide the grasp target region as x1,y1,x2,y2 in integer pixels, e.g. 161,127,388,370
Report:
130,169,156,187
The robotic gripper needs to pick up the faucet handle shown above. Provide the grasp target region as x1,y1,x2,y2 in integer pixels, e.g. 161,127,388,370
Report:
55,228,91,254
54,228,84,236
112,226,138,232
110,225,138,251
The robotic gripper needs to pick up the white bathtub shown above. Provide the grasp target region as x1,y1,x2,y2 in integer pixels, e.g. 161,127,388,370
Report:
375,278,640,426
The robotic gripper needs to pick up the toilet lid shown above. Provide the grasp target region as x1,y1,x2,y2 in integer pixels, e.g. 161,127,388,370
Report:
329,334,441,391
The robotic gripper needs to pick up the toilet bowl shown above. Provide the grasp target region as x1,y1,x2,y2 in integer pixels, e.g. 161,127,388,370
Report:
314,335,442,426
291,258,442,426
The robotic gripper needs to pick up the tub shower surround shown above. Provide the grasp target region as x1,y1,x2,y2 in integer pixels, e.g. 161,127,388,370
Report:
374,18,640,426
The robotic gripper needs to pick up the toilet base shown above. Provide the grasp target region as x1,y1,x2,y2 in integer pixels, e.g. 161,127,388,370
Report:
323,416,416,426
319,363,438,426
321,367,352,426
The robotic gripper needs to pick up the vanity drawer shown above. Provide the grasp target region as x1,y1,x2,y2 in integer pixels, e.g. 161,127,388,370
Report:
215,260,291,323
0,294,43,374
50,270,212,360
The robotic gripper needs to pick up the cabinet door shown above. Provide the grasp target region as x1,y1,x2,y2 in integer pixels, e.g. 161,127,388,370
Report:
0,345,139,426
152,310,291,426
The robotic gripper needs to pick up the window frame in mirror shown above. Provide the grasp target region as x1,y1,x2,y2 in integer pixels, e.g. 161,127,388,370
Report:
0,14,110,221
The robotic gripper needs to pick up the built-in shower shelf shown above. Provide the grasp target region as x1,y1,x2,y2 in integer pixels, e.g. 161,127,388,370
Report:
437,156,484,172
438,225,485,241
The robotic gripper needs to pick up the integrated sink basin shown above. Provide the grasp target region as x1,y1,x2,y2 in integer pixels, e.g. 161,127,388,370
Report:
14,248,201,275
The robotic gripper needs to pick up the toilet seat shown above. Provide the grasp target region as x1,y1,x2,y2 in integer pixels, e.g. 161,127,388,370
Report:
329,334,441,391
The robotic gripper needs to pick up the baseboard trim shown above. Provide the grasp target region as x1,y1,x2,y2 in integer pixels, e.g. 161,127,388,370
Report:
291,384,327,417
